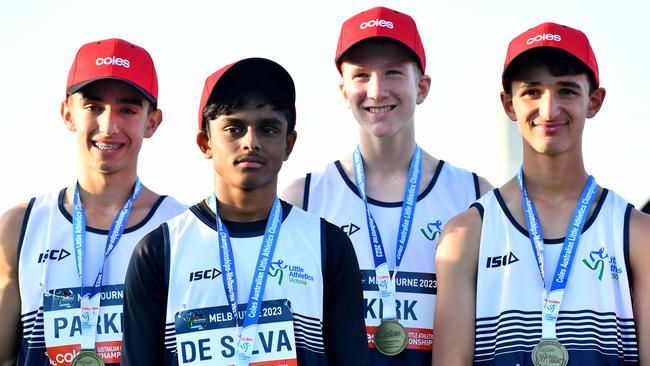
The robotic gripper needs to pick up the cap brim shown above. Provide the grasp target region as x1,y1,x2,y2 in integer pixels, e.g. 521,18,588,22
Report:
67,77,157,106
335,36,423,72
501,46,597,91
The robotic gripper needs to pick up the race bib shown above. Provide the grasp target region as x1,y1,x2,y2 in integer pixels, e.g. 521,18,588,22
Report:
362,270,436,351
174,299,297,366
42,285,124,366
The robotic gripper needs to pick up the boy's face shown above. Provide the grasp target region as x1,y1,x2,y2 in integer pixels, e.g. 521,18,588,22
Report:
501,64,605,157
339,41,430,139
61,79,162,175
198,98,296,191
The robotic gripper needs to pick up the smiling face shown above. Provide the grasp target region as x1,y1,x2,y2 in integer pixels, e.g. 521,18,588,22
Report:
501,64,605,157
339,40,430,140
61,79,162,176
197,97,296,192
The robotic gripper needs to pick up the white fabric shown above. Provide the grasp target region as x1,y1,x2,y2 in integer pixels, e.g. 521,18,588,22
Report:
306,160,478,353
165,206,325,364
18,189,186,364
473,189,637,363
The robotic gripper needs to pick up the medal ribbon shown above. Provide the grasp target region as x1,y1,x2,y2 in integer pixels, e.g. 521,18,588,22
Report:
209,194,283,366
352,145,422,321
516,169,597,339
72,177,142,350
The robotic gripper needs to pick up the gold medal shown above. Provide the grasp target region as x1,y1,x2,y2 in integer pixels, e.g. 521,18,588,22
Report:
71,350,105,366
373,320,408,356
532,338,568,366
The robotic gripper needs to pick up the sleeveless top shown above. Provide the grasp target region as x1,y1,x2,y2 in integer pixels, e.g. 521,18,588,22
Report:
164,203,326,365
472,188,638,365
305,160,479,365
18,189,186,366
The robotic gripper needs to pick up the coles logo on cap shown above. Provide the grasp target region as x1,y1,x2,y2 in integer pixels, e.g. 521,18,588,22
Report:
335,6,426,73
502,22,599,90
66,38,158,105
359,19,394,30
95,56,131,68
526,33,561,45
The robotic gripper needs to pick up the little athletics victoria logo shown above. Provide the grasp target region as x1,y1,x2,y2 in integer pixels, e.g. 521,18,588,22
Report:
582,246,622,281
420,220,442,241
269,259,314,286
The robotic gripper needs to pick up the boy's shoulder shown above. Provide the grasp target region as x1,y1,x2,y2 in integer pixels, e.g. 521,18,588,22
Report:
281,160,341,209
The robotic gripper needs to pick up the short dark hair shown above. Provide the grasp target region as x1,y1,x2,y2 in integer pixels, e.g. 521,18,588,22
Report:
503,47,598,94
201,75,295,136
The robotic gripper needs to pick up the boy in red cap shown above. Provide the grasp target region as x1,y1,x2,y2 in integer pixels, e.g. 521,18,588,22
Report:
282,6,491,365
121,57,368,365
433,22,650,365
0,39,186,365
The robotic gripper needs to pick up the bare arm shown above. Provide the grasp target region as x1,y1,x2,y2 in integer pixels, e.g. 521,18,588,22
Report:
280,176,306,209
0,204,28,365
630,209,650,365
432,207,482,366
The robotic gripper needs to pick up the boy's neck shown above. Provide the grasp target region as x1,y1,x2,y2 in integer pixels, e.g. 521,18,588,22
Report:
521,150,589,202
74,169,140,210
213,182,278,222
358,132,417,176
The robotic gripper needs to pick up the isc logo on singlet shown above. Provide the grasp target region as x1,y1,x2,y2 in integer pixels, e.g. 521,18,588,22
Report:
359,19,394,30
526,33,561,45
95,56,130,68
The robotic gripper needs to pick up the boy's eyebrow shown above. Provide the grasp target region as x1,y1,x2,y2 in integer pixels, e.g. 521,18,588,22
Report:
79,92,101,102
257,117,284,126
343,61,409,70
557,81,583,89
516,81,584,90
220,117,285,125
115,96,145,106
220,117,244,124
516,81,541,89
78,93,145,106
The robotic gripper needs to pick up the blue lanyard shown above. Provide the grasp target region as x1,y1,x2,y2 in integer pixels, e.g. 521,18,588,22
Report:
209,194,283,364
516,169,598,337
72,177,142,350
72,177,142,297
352,145,422,320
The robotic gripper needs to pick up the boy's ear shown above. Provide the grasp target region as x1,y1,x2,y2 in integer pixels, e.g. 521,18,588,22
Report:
283,130,297,161
416,73,431,105
61,99,76,132
143,109,163,138
196,129,212,159
500,91,517,121
339,79,351,109
586,87,606,119
339,63,353,109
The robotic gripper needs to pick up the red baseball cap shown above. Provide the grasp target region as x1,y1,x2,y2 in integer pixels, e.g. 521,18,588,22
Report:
502,22,599,90
198,57,296,131
335,6,426,74
66,38,158,105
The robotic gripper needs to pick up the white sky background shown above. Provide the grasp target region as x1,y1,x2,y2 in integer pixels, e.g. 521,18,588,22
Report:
1,0,649,213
